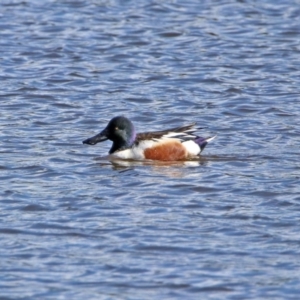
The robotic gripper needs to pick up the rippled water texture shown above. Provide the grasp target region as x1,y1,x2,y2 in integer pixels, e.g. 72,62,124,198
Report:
1,0,300,299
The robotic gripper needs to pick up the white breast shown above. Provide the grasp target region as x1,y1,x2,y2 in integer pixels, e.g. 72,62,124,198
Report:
112,140,157,160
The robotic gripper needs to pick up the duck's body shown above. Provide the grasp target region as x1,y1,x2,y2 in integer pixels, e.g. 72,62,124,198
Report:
83,116,215,161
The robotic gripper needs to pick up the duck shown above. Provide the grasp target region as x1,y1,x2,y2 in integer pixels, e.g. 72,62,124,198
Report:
83,116,215,161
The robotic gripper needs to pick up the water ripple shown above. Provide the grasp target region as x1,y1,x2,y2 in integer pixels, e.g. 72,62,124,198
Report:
1,0,300,299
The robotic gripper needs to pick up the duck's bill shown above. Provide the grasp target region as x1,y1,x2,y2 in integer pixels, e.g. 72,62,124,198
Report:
82,131,108,145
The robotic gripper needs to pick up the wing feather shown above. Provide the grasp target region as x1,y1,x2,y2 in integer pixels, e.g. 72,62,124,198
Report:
135,123,198,143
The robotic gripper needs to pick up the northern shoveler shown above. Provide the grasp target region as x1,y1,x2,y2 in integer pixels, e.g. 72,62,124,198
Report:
82,116,216,161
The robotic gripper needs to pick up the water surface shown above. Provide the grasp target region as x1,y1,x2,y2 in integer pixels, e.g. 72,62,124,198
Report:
0,0,300,299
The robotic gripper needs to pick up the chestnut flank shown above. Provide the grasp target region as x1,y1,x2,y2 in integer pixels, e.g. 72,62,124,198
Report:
144,141,187,161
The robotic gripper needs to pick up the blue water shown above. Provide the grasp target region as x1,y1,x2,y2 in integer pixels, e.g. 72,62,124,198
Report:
1,1,300,299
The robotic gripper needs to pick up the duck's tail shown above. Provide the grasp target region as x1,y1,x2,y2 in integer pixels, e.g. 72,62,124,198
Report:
195,135,216,152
